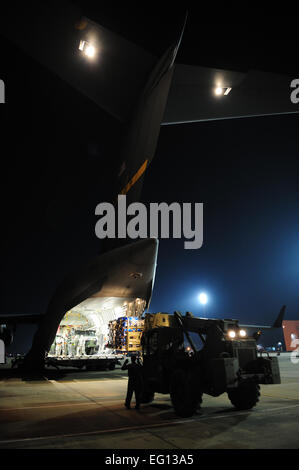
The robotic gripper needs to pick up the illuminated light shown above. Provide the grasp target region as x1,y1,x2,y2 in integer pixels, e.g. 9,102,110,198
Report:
199,292,208,305
214,86,223,96
115,306,123,316
214,86,232,96
78,40,85,51
228,330,236,339
85,44,95,58
103,301,113,309
78,40,96,59
224,87,232,95
239,329,247,337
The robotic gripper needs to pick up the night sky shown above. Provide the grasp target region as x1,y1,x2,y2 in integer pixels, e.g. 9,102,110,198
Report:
1,5,298,351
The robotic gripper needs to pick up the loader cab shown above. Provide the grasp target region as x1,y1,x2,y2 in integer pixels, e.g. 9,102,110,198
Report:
142,327,184,357
141,326,185,394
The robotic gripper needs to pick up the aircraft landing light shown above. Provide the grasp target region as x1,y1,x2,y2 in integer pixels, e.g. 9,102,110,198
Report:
224,87,232,95
214,86,232,96
214,86,223,95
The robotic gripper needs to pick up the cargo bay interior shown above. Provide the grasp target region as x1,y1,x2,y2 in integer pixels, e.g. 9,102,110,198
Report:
48,297,146,358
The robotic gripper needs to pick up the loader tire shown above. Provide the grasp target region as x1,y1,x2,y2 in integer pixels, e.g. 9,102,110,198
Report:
170,369,202,418
228,383,260,410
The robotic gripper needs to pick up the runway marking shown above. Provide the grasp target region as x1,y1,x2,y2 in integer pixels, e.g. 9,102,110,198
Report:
0,399,122,412
263,394,299,401
0,419,190,445
256,404,299,413
1,396,298,413
1,404,299,446
195,403,299,421
0,399,128,411
0,402,100,411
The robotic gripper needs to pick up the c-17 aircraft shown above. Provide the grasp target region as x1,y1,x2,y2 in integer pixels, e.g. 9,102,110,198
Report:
0,3,296,369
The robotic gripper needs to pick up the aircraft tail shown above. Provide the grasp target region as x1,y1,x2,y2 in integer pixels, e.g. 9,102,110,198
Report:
240,305,287,330
272,305,286,328
117,12,187,205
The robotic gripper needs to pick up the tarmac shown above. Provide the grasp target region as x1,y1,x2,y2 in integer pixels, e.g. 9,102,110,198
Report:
0,353,298,449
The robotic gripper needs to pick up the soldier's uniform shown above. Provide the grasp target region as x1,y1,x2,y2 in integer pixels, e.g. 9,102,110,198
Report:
121,357,143,409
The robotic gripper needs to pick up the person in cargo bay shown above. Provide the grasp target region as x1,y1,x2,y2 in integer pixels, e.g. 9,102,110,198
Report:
121,355,143,410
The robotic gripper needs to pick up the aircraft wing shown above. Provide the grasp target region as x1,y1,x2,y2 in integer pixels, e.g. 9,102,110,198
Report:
1,5,298,202
163,64,298,124
0,2,156,122
0,2,184,204
1,5,297,130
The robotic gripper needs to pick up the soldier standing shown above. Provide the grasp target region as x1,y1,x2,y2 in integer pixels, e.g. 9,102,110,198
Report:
121,355,143,410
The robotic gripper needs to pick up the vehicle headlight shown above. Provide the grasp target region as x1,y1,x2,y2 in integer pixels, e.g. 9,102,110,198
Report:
78,40,97,59
239,329,247,337
228,330,236,339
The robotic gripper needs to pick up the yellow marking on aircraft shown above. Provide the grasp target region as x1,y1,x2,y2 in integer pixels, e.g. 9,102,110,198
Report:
120,159,149,195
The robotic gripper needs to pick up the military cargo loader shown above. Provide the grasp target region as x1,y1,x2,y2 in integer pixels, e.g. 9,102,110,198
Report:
140,310,282,417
